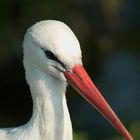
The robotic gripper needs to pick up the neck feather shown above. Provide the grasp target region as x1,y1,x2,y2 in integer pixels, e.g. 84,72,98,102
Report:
25,68,72,140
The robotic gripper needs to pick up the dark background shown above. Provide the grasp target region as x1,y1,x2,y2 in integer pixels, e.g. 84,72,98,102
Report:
0,0,140,139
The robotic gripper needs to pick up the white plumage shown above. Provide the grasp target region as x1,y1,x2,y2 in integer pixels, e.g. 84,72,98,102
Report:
0,20,133,140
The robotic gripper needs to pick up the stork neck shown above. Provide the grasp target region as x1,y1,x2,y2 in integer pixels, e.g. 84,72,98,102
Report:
26,69,72,140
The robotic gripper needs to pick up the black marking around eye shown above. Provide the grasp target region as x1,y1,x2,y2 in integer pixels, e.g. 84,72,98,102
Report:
44,50,58,61
44,50,66,68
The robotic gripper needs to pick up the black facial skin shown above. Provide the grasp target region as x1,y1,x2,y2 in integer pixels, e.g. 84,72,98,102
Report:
44,49,66,69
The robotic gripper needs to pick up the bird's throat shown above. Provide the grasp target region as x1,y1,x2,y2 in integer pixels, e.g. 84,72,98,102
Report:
27,71,72,140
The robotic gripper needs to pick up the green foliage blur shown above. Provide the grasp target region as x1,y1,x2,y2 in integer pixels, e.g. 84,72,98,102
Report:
0,0,140,139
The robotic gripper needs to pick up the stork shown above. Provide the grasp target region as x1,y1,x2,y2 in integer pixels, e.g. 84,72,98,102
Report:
0,20,133,140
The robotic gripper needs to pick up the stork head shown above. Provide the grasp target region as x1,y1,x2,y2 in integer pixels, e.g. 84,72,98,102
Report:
23,20,82,81
23,20,133,140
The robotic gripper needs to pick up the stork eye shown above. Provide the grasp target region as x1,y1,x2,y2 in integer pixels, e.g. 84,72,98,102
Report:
44,50,66,68
44,50,58,61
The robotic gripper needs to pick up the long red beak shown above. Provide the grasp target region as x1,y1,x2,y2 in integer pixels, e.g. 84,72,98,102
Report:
64,64,133,140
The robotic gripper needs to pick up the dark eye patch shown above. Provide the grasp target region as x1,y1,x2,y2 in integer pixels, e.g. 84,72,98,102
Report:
44,50,58,61
44,50,65,68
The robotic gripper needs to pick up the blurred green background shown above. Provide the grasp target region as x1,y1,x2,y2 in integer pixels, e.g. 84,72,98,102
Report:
0,0,140,139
